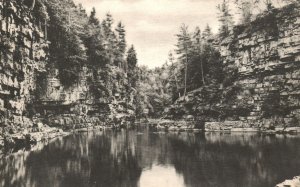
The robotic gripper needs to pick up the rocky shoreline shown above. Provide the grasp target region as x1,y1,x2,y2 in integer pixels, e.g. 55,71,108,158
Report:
0,122,127,154
148,119,300,134
276,176,300,187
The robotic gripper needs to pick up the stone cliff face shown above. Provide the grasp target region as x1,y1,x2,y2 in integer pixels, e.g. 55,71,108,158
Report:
167,3,300,130
222,3,300,128
0,0,136,145
0,0,49,136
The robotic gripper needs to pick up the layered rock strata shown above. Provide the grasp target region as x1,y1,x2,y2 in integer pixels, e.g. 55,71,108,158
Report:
165,3,300,132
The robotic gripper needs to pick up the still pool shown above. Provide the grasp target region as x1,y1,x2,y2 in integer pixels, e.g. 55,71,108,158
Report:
1,127,300,187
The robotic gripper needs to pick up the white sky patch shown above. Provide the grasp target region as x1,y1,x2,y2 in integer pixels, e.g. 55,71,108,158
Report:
73,0,237,68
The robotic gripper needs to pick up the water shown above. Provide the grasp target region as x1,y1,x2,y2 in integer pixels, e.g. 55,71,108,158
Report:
1,127,300,187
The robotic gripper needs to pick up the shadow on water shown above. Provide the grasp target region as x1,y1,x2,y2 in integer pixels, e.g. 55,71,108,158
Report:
1,126,300,187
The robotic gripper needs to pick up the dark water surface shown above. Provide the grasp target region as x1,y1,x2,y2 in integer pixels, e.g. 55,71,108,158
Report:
1,127,300,187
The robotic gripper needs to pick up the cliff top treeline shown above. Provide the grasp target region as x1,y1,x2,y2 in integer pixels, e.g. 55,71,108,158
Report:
31,0,137,87
136,0,300,119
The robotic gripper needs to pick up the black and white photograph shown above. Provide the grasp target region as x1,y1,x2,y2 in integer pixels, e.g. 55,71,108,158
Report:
0,0,300,186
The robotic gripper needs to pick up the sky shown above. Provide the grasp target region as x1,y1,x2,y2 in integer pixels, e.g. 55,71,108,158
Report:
73,0,234,68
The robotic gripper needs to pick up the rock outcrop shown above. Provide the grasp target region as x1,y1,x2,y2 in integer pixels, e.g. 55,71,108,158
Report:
166,3,300,131
0,0,49,140
0,0,136,148
276,176,300,187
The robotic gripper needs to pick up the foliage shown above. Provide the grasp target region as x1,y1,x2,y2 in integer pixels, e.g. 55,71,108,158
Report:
217,0,234,38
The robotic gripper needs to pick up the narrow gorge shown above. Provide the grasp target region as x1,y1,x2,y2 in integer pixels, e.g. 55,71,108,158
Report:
0,0,137,147
0,1,300,186
157,3,300,133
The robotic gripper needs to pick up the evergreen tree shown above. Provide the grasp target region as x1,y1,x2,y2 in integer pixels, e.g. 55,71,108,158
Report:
168,51,180,101
176,24,192,97
44,0,88,86
89,7,100,26
192,26,205,86
234,0,256,24
102,13,114,38
115,22,127,69
127,45,137,70
217,0,234,38
202,24,212,40
115,22,126,55
127,45,138,87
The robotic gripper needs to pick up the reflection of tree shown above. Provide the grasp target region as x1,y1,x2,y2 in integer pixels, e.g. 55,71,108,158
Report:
165,133,300,187
88,130,142,187
1,130,300,187
0,131,142,187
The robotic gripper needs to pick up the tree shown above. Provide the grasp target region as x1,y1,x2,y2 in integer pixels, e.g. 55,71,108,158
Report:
115,22,126,55
44,0,88,86
202,24,212,40
234,0,296,16
217,0,234,38
168,52,180,100
102,13,114,38
192,26,205,86
89,7,100,26
115,22,127,69
127,45,137,70
31,0,36,10
238,0,254,23
127,45,138,87
176,24,192,98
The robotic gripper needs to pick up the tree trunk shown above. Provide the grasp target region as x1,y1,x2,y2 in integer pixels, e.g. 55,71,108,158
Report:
183,46,188,99
30,0,36,10
200,60,205,86
170,62,180,98
45,19,47,40
199,45,205,86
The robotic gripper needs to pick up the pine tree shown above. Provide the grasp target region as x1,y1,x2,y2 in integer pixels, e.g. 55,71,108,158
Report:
89,7,100,26
101,13,116,65
115,22,126,55
202,24,212,40
192,26,205,86
168,51,180,100
43,0,88,86
176,24,192,97
127,45,138,87
234,0,257,24
127,45,137,70
102,13,114,38
217,0,234,38
115,22,127,69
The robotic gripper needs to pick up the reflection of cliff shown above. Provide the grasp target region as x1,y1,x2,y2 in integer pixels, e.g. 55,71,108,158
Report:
2,129,300,187
166,133,300,187
0,131,143,187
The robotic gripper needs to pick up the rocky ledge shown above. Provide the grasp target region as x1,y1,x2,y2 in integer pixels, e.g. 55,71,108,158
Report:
276,176,300,187
0,122,70,149
205,121,300,134
149,119,300,134
0,121,120,150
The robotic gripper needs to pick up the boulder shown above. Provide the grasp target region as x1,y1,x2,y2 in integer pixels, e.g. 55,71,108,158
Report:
284,127,300,133
276,176,300,187
26,132,44,143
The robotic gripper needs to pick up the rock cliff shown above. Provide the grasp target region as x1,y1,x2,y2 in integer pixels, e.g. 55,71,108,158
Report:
166,3,300,131
0,0,136,147
0,0,49,139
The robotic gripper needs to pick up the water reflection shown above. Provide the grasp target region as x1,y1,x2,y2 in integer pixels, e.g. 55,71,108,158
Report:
0,128,300,187
139,165,185,187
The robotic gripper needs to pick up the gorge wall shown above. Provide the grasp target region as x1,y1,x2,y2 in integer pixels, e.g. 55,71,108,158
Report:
167,3,300,131
0,0,136,146
0,0,49,136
